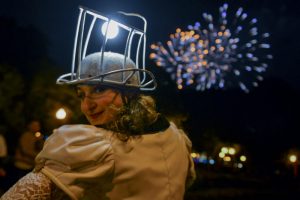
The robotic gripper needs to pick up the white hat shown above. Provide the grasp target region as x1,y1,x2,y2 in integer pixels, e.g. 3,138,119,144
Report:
56,6,156,91
80,51,139,87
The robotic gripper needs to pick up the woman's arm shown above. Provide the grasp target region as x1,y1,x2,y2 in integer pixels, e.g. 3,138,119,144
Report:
1,172,52,200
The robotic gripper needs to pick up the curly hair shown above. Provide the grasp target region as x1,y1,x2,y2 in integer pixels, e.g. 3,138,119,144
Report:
102,93,159,141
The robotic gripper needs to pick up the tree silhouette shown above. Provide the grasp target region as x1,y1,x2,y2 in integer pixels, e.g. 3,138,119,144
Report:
0,64,25,131
0,17,84,137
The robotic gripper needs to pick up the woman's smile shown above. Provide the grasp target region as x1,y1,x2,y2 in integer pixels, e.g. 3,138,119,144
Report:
78,85,123,125
89,111,104,120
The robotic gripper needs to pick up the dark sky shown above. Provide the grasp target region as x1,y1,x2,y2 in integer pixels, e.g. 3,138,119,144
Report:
1,0,300,161
1,0,300,90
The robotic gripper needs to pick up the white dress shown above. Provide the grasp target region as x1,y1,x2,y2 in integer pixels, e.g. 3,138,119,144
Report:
1,123,195,200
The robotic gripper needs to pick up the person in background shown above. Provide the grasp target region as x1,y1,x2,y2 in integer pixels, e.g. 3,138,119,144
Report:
0,126,8,195
14,120,44,177
0,126,8,177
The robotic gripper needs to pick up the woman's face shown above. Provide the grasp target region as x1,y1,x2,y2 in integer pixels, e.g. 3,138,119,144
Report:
77,85,123,126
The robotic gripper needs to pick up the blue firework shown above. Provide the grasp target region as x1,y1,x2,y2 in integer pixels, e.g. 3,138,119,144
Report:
150,3,272,92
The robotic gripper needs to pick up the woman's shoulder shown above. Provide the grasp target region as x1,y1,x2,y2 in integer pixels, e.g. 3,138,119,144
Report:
34,125,116,199
44,124,113,150
56,124,107,134
50,124,112,141
36,124,114,168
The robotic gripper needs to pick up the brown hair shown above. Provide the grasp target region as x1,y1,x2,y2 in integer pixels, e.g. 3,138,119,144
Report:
103,93,159,141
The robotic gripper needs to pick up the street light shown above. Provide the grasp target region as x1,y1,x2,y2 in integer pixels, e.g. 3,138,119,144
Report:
289,154,297,163
35,132,42,138
56,108,67,120
288,154,298,178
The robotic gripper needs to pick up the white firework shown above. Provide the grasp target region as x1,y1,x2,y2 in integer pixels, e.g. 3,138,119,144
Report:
150,3,272,92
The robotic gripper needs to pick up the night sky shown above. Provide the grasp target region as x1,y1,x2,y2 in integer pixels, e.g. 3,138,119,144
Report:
1,0,300,163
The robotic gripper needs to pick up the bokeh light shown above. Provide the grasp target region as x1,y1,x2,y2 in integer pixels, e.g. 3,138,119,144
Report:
240,155,247,162
289,154,297,163
55,108,67,120
34,132,41,138
228,147,236,155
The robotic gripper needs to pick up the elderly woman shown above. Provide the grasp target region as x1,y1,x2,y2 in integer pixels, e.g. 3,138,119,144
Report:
1,51,195,200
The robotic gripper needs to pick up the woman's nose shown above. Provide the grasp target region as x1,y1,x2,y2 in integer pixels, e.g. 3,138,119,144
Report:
82,97,97,111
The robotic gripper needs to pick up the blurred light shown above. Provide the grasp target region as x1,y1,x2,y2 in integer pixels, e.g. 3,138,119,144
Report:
223,156,231,162
228,147,236,155
240,155,247,162
237,163,243,168
209,159,215,165
56,108,67,120
221,147,229,154
219,152,225,158
199,154,208,164
101,20,119,39
35,132,41,138
289,154,297,163
191,152,197,158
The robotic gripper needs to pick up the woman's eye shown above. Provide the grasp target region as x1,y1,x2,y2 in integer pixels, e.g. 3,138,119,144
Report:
76,91,85,99
92,87,105,94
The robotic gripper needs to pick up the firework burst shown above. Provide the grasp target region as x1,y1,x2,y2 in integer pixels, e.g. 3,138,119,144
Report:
150,3,272,92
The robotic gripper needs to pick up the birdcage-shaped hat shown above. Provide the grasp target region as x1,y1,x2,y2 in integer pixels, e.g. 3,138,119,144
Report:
56,6,156,91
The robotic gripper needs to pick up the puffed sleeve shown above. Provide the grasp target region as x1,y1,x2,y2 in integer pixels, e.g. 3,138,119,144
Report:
34,125,115,200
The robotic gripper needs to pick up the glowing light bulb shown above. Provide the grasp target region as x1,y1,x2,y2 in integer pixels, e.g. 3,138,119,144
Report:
101,20,119,39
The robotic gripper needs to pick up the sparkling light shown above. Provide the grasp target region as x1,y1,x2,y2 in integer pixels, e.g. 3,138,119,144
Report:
150,3,272,92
